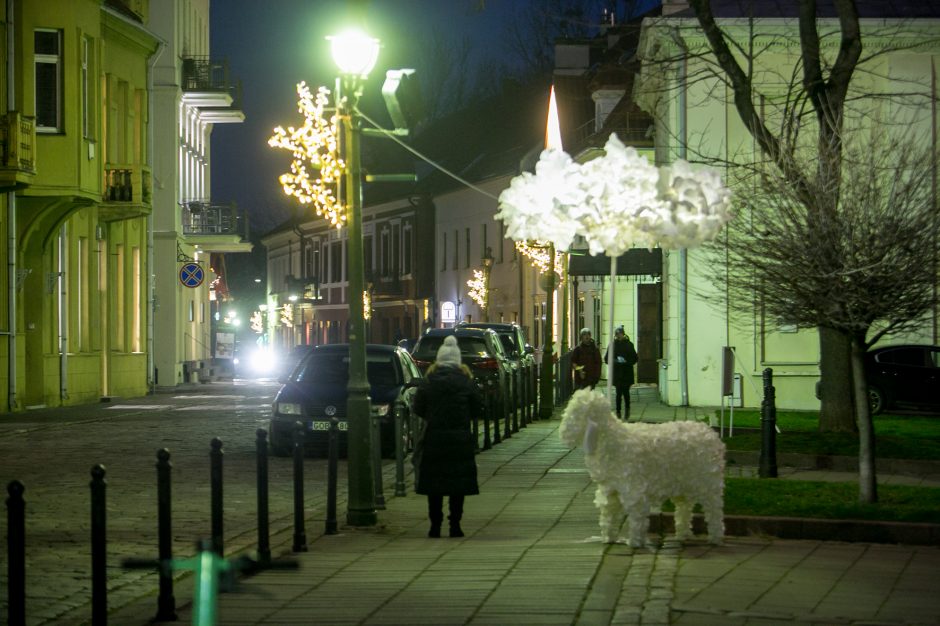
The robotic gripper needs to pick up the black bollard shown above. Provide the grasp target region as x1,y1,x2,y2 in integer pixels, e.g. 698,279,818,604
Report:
7,480,25,626
90,464,107,626
210,438,224,555
523,365,531,425
482,389,492,450
503,386,512,440
759,368,779,478
292,422,308,551
472,400,480,453
511,373,519,433
255,429,271,565
155,450,177,621
394,409,406,497
372,415,386,510
492,385,502,445
325,417,339,535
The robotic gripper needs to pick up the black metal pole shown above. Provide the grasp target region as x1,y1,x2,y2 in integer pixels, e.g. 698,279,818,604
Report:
292,422,308,551
7,480,25,626
492,385,502,445
210,438,224,555
482,388,492,450
394,409,406,497
256,429,271,565
90,464,107,626
759,368,779,478
326,418,339,535
372,415,386,510
155,449,176,621
503,385,512,440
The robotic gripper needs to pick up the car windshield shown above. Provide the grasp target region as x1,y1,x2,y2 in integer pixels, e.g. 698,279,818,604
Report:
414,336,491,359
292,352,400,387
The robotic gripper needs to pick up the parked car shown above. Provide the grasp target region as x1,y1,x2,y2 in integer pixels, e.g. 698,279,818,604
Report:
411,327,512,417
269,344,422,457
456,322,536,410
864,344,940,414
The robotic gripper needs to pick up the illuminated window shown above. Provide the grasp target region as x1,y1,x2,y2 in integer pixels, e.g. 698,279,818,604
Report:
115,244,125,350
35,29,62,132
82,38,91,138
132,247,141,352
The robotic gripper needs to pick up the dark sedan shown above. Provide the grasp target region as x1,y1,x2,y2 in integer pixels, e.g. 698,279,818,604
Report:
269,344,422,456
864,344,940,414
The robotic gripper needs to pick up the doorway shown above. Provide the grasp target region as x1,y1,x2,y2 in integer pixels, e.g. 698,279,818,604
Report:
636,283,662,384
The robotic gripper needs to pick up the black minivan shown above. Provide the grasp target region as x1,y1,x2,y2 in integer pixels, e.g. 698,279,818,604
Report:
269,344,422,457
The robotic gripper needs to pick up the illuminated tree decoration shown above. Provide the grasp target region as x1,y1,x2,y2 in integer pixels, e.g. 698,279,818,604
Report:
268,82,347,228
466,269,488,310
363,290,372,321
515,240,563,282
250,310,264,334
280,303,293,327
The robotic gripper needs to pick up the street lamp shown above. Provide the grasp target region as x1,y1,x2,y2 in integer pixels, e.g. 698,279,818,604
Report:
331,28,380,527
481,246,493,322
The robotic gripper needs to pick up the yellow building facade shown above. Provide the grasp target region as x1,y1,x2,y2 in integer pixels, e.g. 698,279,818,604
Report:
0,0,158,410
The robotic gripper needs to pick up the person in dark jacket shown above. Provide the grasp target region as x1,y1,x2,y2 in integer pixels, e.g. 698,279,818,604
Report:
570,328,602,390
605,326,638,419
412,335,481,538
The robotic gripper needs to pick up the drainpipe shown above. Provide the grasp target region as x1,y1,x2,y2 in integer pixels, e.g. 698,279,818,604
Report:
147,39,165,393
58,224,68,400
678,56,689,406
6,0,17,411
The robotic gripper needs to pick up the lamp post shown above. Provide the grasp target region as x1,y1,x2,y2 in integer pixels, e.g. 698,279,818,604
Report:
481,246,493,322
331,29,379,527
539,244,555,419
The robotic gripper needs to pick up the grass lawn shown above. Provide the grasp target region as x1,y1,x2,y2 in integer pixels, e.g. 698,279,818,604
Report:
716,410,940,459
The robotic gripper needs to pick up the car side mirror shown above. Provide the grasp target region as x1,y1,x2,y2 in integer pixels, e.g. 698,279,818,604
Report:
524,344,534,355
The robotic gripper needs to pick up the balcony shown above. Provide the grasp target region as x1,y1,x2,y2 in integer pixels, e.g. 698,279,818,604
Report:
181,57,245,123
100,164,152,221
0,112,37,190
181,200,252,253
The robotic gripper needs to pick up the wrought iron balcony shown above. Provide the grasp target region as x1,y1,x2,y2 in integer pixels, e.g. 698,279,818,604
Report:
181,57,244,122
0,112,36,190
181,200,252,253
100,164,152,221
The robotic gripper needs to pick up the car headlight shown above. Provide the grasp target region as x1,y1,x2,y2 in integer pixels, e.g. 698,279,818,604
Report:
370,403,390,417
276,402,302,416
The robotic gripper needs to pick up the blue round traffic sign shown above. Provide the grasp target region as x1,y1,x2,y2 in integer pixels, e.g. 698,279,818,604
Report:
179,263,205,288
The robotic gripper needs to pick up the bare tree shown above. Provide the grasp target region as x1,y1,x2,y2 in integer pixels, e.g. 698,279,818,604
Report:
700,133,938,502
637,0,939,437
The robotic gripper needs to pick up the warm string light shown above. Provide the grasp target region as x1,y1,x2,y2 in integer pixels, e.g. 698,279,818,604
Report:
363,290,372,321
466,269,488,309
250,310,264,334
268,82,347,229
280,303,293,327
515,241,564,282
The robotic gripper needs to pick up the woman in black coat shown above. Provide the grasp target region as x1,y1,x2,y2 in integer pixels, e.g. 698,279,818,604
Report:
412,335,481,537
605,326,638,419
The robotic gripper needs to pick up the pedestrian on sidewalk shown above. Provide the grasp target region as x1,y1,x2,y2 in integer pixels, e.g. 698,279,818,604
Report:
605,325,638,419
412,335,480,538
571,328,602,390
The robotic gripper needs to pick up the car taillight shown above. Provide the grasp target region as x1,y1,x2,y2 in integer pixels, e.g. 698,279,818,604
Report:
474,358,499,370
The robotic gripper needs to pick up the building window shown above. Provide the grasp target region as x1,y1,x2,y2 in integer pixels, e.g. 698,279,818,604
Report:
330,241,342,283
593,294,602,341
82,37,91,138
35,29,63,132
452,229,458,270
497,221,505,263
392,222,401,277
116,244,125,350
363,235,373,280
402,223,413,276
465,228,470,268
481,223,487,259
132,247,141,352
441,231,447,272
380,227,390,277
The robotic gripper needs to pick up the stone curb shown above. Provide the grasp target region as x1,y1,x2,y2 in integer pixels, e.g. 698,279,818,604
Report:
650,512,940,546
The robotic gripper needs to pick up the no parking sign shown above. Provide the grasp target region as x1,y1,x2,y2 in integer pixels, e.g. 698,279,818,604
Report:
179,263,204,288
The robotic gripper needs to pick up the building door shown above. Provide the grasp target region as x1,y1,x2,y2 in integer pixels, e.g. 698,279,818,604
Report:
636,283,662,384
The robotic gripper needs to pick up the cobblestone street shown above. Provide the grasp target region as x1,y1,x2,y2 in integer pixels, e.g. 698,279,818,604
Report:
0,379,350,625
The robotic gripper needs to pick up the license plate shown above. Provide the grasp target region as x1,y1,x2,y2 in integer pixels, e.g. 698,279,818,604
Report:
309,420,348,432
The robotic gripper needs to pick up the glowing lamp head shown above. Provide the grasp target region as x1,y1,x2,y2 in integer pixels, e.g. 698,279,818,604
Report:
329,30,380,77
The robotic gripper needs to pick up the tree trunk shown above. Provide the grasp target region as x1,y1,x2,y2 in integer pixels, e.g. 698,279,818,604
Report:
851,333,877,503
817,326,855,432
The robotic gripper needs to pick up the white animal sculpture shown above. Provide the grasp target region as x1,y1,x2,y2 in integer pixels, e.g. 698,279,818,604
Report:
560,389,725,547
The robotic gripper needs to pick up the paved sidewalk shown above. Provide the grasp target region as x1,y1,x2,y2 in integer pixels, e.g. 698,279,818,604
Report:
110,392,940,626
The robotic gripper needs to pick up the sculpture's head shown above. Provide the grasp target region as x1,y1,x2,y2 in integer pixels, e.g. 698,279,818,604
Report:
559,388,612,450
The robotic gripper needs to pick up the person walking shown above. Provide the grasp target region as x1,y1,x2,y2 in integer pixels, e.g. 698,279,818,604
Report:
570,328,602,390
412,335,480,538
605,325,638,419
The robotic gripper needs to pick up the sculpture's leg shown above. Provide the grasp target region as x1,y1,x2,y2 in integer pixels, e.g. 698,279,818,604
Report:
626,498,650,548
598,489,625,543
673,496,692,542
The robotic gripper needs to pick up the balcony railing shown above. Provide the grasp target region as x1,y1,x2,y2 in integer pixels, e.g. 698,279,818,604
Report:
182,57,236,94
0,112,37,188
181,200,249,239
100,164,152,221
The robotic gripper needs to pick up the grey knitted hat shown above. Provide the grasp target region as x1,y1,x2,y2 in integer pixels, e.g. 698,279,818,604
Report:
435,335,462,367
